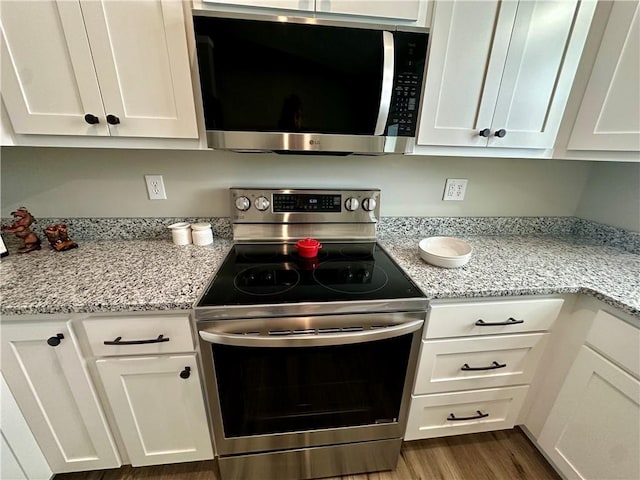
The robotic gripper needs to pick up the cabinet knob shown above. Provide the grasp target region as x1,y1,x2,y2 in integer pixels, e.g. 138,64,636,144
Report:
478,128,491,137
106,114,121,125
495,129,507,138
84,114,100,125
179,366,191,379
47,333,64,347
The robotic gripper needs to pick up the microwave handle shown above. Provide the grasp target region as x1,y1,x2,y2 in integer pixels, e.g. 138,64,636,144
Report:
374,31,395,136
198,319,423,348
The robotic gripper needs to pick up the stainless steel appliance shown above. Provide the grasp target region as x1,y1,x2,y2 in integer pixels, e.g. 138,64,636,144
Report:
191,11,428,155
194,188,427,480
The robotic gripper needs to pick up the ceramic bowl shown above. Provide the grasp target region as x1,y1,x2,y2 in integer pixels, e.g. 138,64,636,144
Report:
418,236,473,268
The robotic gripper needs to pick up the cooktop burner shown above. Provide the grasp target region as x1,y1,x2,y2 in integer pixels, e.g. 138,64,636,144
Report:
196,242,424,308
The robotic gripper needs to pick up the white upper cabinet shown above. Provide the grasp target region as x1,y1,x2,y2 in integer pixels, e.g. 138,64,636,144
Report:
567,1,640,152
200,0,422,22
1,0,198,139
417,0,597,150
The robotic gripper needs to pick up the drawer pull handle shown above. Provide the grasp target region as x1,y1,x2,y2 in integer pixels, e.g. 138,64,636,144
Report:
475,317,524,326
179,367,191,379
47,333,65,347
461,361,506,371
447,411,489,422
104,334,170,345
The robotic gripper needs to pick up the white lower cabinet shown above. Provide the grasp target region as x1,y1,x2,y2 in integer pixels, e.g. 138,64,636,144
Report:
0,320,120,473
81,313,214,467
538,310,640,480
1,374,53,480
405,386,528,440
96,355,213,466
406,297,562,441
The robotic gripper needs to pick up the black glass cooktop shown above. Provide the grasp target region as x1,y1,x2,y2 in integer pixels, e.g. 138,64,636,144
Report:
197,242,425,307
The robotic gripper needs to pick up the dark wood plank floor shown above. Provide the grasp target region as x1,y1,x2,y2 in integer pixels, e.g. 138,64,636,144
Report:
55,428,559,480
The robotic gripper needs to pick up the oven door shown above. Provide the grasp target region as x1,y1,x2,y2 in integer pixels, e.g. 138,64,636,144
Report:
197,312,424,456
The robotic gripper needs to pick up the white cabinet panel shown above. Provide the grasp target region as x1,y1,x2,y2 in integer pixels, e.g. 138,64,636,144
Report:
568,1,640,151
96,355,213,467
0,321,120,473
81,0,198,139
202,0,313,12
417,0,596,150
417,0,516,147
405,386,528,440
1,375,53,480
414,333,548,394
1,0,198,140
316,1,420,21
539,346,640,480
425,298,563,339
82,314,193,357
0,0,108,136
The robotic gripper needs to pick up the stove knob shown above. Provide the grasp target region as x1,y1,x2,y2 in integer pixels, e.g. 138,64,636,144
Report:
362,198,377,212
235,196,250,211
344,197,359,211
254,196,270,211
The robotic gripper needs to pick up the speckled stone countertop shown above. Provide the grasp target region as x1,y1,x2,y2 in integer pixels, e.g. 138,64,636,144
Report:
1,235,638,318
380,235,639,318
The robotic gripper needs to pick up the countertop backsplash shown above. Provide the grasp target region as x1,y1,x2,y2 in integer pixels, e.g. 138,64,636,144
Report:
1,215,638,254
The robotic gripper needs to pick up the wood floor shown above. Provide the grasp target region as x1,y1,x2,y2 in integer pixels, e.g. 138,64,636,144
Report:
55,428,559,480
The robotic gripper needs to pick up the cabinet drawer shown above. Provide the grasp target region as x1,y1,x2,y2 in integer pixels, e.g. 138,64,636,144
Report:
82,314,193,357
586,310,640,378
405,386,529,441
414,333,548,394
425,298,563,339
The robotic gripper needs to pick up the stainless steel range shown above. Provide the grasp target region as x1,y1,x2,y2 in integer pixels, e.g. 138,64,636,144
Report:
194,188,427,480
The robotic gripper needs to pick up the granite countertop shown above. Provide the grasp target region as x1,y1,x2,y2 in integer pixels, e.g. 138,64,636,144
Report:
0,235,638,318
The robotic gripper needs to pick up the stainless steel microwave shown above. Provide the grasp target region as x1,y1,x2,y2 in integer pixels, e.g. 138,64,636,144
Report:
192,13,428,155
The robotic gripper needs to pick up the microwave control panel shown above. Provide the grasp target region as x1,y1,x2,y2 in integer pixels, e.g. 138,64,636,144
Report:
387,32,429,137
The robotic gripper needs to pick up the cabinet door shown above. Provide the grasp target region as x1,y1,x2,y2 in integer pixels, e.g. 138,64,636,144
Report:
0,0,108,136
568,1,640,152
1,374,53,480
96,355,213,466
0,322,120,473
489,0,597,148
538,346,640,480
316,1,420,21
80,0,198,138
416,1,518,147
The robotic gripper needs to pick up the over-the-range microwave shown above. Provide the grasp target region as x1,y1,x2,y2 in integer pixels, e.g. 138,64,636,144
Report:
192,11,428,155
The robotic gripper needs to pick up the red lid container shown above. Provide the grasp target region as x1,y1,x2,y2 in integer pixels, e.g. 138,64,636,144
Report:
295,238,322,258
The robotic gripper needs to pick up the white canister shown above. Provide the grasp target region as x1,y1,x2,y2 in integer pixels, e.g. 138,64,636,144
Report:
168,222,192,245
191,222,213,246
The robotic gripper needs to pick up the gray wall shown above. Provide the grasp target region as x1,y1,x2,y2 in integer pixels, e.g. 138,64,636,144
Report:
1,147,597,221
575,162,640,231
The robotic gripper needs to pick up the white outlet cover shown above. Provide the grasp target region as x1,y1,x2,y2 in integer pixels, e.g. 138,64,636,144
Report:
443,179,468,201
145,175,167,200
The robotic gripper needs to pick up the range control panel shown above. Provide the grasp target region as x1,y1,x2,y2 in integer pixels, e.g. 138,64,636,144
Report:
230,188,381,224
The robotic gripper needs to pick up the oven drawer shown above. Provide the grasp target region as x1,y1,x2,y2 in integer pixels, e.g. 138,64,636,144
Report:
404,386,529,441
413,333,548,394
82,314,193,357
425,298,564,339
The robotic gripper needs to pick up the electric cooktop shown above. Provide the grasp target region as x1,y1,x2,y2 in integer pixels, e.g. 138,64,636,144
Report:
196,242,425,308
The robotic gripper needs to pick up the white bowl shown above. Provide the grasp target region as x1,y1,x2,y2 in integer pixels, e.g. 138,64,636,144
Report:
418,236,472,268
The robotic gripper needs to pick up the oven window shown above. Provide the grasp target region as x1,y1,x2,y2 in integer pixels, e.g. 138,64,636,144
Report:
211,335,412,438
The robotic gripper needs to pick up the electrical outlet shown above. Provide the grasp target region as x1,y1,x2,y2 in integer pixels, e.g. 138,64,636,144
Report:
144,175,167,200
443,179,468,201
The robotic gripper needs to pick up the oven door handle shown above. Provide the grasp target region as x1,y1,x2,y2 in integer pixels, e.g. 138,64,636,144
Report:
198,319,423,347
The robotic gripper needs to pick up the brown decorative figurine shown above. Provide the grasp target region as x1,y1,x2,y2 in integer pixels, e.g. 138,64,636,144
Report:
44,224,78,252
2,207,41,253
